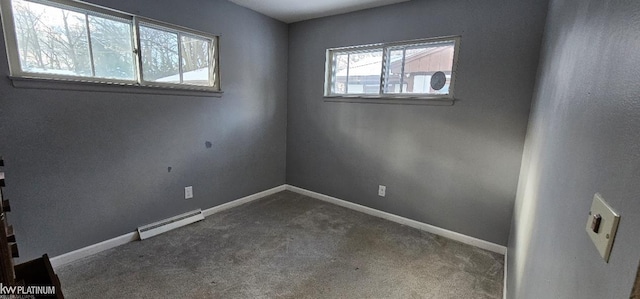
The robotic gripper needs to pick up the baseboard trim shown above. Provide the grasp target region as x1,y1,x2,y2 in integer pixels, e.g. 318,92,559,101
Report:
503,250,508,299
50,232,139,268
51,184,506,268
285,184,507,255
202,185,286,217
50,184,287,268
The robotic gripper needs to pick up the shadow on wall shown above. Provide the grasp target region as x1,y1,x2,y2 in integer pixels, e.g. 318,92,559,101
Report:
309,100,524,241
632,262,640,298
330,104,518,197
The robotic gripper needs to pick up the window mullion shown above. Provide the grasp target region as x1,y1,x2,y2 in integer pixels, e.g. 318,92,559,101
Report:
84,14,96,77
331,52,338,94
177,32,183,84
380,47,387,95
399,48,406,93
345,53,350,94
132,16,143,85
214,37,220,89
209,38,215,88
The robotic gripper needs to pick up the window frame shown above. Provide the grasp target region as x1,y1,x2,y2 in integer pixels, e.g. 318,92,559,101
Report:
0,0,221,93
324,36,460,101
134,17,219,91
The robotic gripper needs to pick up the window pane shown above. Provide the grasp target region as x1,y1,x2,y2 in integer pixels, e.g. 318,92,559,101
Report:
88,15,134,80
333,50,382,95
12,0,91,76
347,51,381,94
332,54,348,94
139,25,179,83
180,35,210,86
385,49,404,93
4,0,220,89
388,42,455,94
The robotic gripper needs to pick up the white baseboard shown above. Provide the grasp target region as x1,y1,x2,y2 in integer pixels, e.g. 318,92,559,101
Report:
51,183,506,269
50,232,139,268
51,184,287,269
503,250,508,299
202,185,286,217
285,184,507,255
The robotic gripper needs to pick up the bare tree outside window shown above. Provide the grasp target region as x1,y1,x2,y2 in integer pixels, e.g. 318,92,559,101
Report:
12,0,91,76
180,35,210,86
3,0,220,91
88,15,134,79
139,25,179,82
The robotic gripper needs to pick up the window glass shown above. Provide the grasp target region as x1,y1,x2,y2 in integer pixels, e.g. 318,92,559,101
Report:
12,0,91,76
88,15,135,80
387,42,455,94
2,0,220,91
332,54,348,94
332,51,383,94
139,25,180,83
385,49,404,93
325,37,458,99
180,35,210,86
344,50,382,94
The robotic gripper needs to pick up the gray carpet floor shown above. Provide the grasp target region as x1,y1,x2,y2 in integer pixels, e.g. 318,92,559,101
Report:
57,190,504,298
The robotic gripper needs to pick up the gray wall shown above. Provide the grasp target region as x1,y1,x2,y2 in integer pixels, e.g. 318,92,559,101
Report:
286,0,548,245
0,0,288,261
507,0,640,297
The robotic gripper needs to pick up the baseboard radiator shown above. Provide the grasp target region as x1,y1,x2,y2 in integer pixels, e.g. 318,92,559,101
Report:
137,209,204,240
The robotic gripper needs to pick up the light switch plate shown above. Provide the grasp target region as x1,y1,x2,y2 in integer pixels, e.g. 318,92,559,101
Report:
586,193,620,262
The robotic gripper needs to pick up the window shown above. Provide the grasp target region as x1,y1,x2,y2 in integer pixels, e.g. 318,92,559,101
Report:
325,36,459,100
0,0,220,92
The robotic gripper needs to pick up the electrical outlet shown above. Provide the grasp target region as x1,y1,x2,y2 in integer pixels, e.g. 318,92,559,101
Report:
378,185,386,197
184,186,193,199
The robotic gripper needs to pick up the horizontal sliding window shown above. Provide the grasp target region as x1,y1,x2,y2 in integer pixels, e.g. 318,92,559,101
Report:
89,15,136,80
0,0,220,92
325,36,459,100
334,49,383,95
139,24,213,87
139,24,180,84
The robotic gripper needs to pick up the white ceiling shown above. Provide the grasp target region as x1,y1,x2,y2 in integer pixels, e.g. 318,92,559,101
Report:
227,0,410,23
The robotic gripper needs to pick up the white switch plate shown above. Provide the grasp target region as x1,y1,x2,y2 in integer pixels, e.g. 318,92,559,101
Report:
585,193,620,262
185,186,193,199
378,185,386,197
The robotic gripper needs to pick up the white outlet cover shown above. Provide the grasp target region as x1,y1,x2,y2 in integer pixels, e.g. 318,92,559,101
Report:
185,186,193,199
585,193,620,262
378,185,386,197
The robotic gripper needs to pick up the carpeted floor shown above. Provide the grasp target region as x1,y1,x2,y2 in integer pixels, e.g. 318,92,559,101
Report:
57,190,504,298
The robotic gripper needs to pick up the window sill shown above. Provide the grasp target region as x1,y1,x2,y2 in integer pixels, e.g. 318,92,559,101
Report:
323,96,454,106
9,76,223,98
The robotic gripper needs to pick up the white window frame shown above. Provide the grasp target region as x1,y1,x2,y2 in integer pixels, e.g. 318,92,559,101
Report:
324,36,460,101
0,0,221,93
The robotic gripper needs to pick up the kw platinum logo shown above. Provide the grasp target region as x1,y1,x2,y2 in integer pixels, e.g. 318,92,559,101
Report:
0,283,56,296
